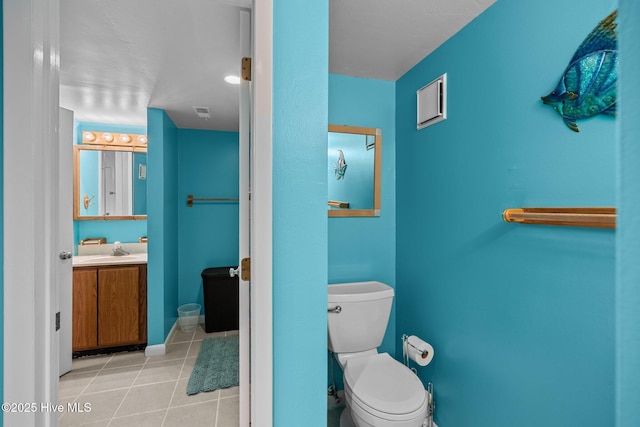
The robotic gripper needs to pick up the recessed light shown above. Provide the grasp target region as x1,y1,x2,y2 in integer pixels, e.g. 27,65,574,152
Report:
224,75,241,85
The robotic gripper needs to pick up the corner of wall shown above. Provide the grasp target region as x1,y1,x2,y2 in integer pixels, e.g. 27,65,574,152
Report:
616,2,640,426
146,108,179,345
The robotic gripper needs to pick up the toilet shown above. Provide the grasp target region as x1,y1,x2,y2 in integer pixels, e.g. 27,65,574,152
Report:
328,281,428,427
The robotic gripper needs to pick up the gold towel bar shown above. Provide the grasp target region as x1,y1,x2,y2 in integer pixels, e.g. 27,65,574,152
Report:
80,237,107,245
502,207,616,229
187,194,239,207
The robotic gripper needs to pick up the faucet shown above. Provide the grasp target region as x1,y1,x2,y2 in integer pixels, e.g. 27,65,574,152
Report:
111,241,130,256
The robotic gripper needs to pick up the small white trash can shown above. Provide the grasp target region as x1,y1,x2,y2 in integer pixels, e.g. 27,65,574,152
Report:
177,303,201,332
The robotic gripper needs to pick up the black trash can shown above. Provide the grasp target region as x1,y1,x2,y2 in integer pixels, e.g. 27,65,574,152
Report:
201,267,239,333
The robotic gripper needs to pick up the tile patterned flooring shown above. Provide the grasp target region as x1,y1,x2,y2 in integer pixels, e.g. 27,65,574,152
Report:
59,325,239,426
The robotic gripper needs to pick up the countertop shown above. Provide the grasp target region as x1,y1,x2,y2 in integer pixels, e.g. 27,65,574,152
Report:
72,253,148,267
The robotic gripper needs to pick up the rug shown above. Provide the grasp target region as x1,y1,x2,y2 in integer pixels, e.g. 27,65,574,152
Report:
327,405,344,427
187,334,239,395
327,393,345,427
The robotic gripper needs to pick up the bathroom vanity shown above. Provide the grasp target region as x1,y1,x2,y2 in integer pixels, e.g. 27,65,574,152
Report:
72,254,147,352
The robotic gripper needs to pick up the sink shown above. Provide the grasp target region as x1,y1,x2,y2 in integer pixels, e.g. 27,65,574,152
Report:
73,253,147,267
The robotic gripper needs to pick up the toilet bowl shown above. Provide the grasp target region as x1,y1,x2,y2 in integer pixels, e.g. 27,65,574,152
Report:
328,281,428,427
344,353,428,427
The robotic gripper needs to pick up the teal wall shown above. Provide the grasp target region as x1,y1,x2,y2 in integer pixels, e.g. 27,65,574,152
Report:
74,121,147,247
147,109,179,344
396,1,616,426
177,129,239,306
0,4,4,421
272,0,328,424
148,123,240,343
617,1,640,426
328,74,396,361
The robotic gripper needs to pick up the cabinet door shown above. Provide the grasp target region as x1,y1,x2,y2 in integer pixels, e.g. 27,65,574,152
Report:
72,268,98,351
98,266,140,347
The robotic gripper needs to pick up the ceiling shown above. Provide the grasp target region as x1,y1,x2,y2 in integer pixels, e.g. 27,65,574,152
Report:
60,0,495,132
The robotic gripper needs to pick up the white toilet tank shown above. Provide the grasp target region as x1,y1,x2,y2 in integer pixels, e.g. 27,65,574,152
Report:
327,281,394,354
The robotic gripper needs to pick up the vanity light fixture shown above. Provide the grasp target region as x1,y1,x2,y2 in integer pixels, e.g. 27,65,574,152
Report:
224,75,241,85
81,131,148,148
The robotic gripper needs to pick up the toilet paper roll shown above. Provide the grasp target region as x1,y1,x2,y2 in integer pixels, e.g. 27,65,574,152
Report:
405,335,434,366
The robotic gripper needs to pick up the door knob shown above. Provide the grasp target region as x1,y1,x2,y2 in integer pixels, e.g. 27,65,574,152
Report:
59,251,72,260
230,258,251,280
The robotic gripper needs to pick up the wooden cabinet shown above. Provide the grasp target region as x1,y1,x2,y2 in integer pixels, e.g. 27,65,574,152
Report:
72,269,98,350
72,264,147,352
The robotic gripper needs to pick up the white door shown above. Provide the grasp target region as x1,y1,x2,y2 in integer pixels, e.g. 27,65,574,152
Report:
235,6,275,425
59,107,74,376
4,1,62,425
250,1,274,424
238,10,251,426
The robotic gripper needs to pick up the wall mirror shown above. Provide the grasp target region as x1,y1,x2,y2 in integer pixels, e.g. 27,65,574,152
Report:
328,124,381,217
73,132,147,220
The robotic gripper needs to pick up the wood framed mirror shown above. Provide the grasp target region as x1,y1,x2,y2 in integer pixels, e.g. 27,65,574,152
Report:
328,124,381,217
73,132,147,220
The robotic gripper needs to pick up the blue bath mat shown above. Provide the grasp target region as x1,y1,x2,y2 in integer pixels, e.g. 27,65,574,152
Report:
187,334,239,395
327,405,344,427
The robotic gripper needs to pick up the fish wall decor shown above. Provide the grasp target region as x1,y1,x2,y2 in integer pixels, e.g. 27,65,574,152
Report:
541,10,618,132
334,149,347,180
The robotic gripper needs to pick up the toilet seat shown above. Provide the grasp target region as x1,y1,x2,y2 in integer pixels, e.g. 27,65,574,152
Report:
344,353,427,423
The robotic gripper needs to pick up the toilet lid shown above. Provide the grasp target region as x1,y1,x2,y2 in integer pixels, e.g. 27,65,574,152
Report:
344,353,425,415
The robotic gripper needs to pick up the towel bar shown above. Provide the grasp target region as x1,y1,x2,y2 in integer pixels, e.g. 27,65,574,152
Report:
502,207,616,228
187,194,239,207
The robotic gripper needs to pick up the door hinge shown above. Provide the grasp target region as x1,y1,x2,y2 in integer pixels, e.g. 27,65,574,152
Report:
241,257,251,281
55,312,61,331
242,57,252,81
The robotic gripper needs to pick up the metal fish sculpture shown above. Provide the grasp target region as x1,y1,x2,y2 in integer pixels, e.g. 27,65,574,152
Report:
541,10,618,132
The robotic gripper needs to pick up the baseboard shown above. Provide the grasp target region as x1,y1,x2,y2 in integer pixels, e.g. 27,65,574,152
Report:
144,320,178,357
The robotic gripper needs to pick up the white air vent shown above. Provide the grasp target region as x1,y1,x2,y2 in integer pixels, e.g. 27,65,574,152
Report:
417,73,447,130
193,106,211,119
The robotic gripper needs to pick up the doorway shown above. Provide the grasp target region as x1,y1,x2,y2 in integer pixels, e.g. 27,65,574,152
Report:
3,1,274,426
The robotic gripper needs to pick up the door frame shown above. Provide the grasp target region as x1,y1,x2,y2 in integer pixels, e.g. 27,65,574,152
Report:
4,0,275,426
3,0,61,425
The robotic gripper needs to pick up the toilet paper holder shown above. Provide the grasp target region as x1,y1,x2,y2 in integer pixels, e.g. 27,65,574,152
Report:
401,334,430,359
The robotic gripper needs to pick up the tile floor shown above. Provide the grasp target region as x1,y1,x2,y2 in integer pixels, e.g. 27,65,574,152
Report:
59,325,239,427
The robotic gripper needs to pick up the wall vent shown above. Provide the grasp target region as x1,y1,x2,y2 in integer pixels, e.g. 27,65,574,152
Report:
417,73,447,130
193,106,211,119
